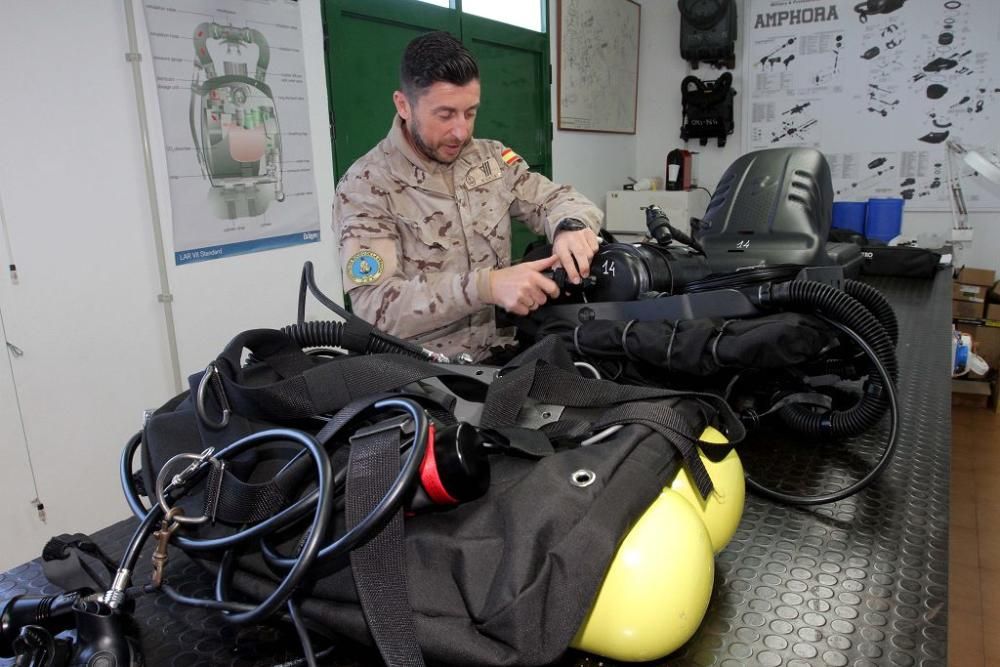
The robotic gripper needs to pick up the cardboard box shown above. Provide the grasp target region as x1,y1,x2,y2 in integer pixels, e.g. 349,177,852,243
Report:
952,378,1000,413
957,322,1000,370
957,267,996,286
954,300,985,320
953,283,989,302
987,303,1000,321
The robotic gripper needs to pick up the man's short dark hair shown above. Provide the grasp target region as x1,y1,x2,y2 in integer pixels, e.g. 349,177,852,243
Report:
400,31,479,100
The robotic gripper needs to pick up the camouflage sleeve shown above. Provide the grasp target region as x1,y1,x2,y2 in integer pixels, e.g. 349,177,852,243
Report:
500,144,604,240
334,180,492,340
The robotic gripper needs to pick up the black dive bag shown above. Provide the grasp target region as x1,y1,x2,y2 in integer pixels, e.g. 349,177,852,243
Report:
137,331,743,666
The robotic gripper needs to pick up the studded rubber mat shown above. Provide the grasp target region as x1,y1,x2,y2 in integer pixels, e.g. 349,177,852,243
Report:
0,273,951,666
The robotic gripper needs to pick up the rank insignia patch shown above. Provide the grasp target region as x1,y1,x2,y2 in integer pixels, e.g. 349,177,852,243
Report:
348,250,384,284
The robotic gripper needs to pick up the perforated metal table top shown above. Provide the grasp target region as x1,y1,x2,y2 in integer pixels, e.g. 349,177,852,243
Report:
0,273,951,666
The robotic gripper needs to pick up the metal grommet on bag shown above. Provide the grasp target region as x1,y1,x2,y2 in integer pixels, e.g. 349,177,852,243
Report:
570,469,597,488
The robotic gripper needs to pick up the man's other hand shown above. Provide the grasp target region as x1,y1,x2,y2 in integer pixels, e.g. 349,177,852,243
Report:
488,255,561,316
552,228,600,285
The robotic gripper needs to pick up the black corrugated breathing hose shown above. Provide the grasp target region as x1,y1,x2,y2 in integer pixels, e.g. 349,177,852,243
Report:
279,320,423,357
844,279,899,347
754,280,898,439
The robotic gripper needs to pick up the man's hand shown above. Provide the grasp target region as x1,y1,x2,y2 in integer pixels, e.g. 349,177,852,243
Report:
552,228,600,285
488,255,561,316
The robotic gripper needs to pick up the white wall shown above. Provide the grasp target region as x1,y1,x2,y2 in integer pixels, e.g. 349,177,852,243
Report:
0,0,339,571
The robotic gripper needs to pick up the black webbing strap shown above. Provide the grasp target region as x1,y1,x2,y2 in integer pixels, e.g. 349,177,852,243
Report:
216,328,317,380
539,419,595,441
214,354,487,422
591,402,713,497
482,358,744,440
346,428,425,667
198,393,425,526
202,463,289,525
481,360,738,498
485,426,556,458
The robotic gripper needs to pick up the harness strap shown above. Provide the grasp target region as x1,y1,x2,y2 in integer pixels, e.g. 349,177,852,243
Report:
346,427,425,667
591,402,713,497
203,464,289,525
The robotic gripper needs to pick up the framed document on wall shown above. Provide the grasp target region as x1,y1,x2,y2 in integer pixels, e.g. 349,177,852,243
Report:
558,0,641,134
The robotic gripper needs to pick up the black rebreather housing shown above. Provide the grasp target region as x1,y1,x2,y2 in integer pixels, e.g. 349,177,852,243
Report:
697,148,836,274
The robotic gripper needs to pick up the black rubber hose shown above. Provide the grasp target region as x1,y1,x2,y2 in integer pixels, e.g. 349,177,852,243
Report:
117,398,427,628
280,321,344,349
208,429,334,625
844,279,899,347
120,429,333,626
744,314,899,505
118,506,163,577
120,431,150,517
755,280,897,438
298,261,441,361
278,319,429,360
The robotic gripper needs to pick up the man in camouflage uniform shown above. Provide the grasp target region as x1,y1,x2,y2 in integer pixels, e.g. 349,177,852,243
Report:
334,31,603,361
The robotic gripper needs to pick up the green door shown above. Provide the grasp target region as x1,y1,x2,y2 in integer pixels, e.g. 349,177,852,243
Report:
462,15,551,258
462,16,551,179
323,0,460,178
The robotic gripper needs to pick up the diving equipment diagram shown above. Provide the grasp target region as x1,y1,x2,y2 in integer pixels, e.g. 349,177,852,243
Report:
743,0,1000,210
142,0,319,264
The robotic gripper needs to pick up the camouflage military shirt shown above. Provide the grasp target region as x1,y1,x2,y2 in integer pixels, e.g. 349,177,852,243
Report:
334,115,603,361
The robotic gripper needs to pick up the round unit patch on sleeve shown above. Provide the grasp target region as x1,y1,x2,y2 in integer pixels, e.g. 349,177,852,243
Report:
348,250,384,284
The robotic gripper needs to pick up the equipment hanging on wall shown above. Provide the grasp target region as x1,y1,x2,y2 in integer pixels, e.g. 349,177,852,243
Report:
681,72,736,147
678,0,738,69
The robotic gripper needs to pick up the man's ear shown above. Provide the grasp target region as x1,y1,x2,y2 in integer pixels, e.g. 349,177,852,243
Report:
393,91,411,120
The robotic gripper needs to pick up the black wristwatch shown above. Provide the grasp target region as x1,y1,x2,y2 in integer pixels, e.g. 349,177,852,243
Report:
554,218,587,235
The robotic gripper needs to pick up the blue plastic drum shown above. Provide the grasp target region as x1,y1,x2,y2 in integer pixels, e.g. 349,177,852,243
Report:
865,198,904,242
831,202,867,234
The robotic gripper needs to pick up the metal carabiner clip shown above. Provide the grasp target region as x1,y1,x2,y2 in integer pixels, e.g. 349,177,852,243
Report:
196,362,231,429
155,448,216,526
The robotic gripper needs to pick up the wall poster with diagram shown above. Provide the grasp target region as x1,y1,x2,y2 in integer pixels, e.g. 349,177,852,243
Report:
743,0,1000,210
143,0,320,264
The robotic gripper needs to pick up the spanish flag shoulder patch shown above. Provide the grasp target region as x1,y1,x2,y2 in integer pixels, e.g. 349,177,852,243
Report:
501,147,522,166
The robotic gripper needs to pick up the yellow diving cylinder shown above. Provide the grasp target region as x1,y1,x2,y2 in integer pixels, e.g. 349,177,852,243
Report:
571,487,714,662
669,426,745,553
571,427,745,662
